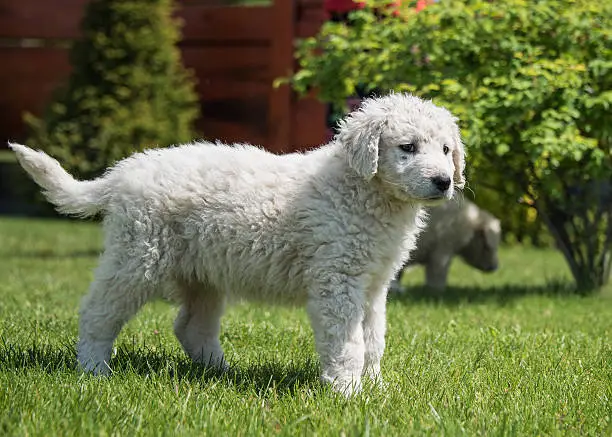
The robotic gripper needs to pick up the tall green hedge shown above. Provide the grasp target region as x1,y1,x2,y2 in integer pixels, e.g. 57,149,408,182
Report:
26,0,199,180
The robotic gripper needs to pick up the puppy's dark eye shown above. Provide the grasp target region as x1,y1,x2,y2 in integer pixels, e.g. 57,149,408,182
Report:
399,143,416,153
443,145,450,155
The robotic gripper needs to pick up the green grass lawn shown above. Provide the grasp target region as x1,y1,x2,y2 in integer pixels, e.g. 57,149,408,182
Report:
0,217,610,436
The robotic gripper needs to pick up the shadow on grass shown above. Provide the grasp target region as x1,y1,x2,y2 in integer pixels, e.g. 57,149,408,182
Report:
111,347,321,396
0,249,101,259
390,280,585,306
0,341,320,396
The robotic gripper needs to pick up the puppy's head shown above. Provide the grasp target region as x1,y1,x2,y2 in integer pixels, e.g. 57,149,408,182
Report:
337,93,465,203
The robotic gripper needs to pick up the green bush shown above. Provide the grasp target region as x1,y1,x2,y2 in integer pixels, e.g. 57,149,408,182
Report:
292,0,612,290
26,0,199,180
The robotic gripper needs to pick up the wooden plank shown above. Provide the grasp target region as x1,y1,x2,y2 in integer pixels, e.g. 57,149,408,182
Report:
196,120,267,147
181,46,270,82
291,96,327,152
267,0,295,153
297,0,325,7
0,0,87,39
296,19,325,39
0,48,273,144
287,1,326,152
0,1,273,41
195,78,270,101
177,4,273,42
0,0,328,153
200,96,268,127
0,48,72,142
0,48,71,81
296,0,326,38
1,81,64,142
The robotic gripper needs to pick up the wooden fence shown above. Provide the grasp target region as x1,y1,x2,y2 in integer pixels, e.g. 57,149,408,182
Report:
0,0,327,154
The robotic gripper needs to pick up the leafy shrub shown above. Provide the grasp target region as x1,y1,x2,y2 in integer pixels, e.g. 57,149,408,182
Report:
292,0,612,290
26,0,199,180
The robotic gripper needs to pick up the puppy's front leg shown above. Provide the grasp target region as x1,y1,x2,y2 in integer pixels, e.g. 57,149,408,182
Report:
425,251,452,290
307,277,366,396
362,287,387,386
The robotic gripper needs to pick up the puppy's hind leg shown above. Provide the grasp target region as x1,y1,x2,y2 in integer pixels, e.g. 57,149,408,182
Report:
77,255,152,375
174,281,227,370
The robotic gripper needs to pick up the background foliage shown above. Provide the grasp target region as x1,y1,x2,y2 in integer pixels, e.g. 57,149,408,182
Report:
292,0,612,289
25,0,199,180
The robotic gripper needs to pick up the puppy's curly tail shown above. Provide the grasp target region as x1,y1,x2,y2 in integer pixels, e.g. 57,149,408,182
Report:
9,143,107,218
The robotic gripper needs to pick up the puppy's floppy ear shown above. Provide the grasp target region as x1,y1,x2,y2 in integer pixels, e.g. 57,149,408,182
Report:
484,219,501,247
337,106,384,180
451,124,466,189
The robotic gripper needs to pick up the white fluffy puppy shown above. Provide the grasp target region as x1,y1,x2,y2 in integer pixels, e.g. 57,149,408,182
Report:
392,199,501,291
10,93,465,396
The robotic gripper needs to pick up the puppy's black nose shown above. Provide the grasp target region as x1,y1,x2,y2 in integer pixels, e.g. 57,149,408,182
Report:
484,262,499,272
432,176,451,192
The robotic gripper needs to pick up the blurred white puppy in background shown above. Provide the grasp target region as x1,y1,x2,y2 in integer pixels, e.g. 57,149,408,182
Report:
391,198,501,292
10,93,465,396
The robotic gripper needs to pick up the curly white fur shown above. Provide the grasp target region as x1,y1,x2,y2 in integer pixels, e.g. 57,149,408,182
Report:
10,93,465,396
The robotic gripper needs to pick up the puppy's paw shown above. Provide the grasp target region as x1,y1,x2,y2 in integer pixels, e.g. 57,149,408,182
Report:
321,373,363,398
77,339,112,376
77,357,111,376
